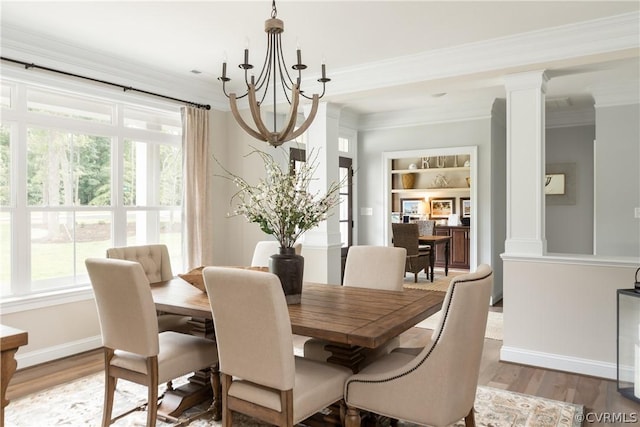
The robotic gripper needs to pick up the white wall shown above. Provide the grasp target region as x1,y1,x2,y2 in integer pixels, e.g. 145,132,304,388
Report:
502,256,637,379
545,124,595,254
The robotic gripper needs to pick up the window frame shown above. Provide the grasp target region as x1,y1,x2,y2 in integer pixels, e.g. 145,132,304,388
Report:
0,73,184,310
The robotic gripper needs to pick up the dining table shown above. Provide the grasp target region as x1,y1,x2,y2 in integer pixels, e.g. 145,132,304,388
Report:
150,274,445,418
419,234,452,281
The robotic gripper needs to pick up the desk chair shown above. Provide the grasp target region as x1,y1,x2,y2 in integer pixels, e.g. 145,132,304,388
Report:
86,258,219,427
106,244,191,333
202,266,351,427
344,265,493,427
391,223,430,283
303,245,407,363
251,241,302,267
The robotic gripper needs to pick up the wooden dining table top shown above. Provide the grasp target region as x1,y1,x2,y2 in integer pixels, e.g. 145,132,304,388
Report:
151,276,444,349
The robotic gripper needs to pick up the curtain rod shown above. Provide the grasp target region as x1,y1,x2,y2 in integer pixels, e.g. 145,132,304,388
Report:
1,56,211,110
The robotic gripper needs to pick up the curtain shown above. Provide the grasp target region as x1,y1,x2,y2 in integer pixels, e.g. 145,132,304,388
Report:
181,106,214,269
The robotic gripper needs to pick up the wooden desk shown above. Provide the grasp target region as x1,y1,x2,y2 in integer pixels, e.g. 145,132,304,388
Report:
419,235,452,281
1,325,28,427
152,277,444,372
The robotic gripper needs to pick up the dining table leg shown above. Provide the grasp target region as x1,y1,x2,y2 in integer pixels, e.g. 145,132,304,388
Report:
429,244,436,282
444,239,450,277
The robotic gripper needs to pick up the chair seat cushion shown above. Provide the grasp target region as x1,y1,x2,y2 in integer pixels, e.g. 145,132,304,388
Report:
111,331,217,384
228,356,351,424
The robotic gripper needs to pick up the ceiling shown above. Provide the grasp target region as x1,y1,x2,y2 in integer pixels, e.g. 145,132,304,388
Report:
1,1,639,116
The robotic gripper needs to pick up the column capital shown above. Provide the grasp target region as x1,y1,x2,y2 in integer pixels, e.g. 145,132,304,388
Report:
504,70,549,93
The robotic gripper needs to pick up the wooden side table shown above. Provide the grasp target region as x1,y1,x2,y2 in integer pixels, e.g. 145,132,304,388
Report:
1,325,28,427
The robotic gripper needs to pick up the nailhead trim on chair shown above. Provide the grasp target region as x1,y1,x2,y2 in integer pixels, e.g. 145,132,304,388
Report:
344,270,493,401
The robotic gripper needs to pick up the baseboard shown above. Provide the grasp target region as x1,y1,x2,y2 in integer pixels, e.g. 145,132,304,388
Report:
16,335,102,369
500,345,616,380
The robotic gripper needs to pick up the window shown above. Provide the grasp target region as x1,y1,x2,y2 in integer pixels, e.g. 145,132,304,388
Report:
0,79,183,299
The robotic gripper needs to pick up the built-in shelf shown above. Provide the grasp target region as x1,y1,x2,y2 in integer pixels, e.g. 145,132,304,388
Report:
392,187,470,193
391,167,470,174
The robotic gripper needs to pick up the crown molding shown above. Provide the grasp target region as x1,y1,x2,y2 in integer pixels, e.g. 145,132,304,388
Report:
1,25,224,110
592,81,640,108
358,98,494,131
329,12,639,99
546,107,595,128
2,11,638,115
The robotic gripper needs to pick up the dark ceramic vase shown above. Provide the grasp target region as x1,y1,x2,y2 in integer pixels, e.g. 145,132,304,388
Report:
269,246,304,304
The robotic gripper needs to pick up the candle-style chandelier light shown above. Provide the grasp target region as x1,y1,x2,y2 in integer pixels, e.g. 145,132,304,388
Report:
218,0,330,147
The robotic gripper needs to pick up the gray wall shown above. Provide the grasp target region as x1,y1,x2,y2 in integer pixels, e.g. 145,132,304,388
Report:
595,103,640,257
357,116,504,301
490,100,507,300
545,124,595,254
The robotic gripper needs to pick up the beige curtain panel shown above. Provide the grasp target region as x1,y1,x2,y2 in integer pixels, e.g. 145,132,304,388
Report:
181,106,214,269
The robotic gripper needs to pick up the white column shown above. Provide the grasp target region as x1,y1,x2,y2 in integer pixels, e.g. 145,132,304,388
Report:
504,70,548,255
302,102,342,284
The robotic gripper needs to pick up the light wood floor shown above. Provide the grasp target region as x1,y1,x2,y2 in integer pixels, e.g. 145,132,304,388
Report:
7,319,640,426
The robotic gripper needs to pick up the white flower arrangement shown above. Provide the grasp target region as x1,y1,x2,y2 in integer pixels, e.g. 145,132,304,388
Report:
219,148,343,249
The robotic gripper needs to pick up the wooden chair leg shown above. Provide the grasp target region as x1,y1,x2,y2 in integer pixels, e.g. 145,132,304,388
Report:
146,357,159,427
102,373,116,427
209,363,222,421
102,349,115,427
464,407,476,427
414,272,418,283
345,405,361,427
222,374,233,427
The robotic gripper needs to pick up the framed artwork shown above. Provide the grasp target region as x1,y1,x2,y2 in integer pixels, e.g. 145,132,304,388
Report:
430,197,455,219
401,198,423,216
391,212,401,223
545,173,565,195
460,197,471,218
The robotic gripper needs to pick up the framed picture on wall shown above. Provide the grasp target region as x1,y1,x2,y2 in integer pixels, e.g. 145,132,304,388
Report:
430,197,455,219
460,197,471,218
401,198,423,216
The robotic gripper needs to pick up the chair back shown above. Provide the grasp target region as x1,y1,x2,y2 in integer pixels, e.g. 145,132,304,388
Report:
106,244,173,283
415,220,435,236
408,265,492,424
250,241,302,267
85,258,159,356
344,264,492,426
343,246,406,291
391,223,420,256
203,267,295,391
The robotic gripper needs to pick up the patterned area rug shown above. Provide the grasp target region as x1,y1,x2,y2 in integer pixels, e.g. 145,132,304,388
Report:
6,372,583,426
403,270,466,292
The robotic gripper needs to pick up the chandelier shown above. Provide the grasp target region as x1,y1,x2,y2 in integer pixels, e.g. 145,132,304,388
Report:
218,0,330,147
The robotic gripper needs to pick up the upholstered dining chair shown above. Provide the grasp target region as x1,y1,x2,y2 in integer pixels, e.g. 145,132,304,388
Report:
303,245,407,363
343,264,493,427
85,258,220,427
250,240,302,267
202,266,351,427
106,244,191,333
391,223,430,283
415,219,436,237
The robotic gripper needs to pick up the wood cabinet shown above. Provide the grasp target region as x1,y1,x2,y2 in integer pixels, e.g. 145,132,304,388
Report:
434,225,470,269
